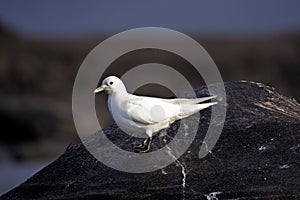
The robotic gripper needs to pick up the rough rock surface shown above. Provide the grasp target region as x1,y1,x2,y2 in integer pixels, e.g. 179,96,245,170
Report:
2,81,300,200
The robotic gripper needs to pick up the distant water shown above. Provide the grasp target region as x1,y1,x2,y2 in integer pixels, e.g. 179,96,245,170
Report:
0,159,51,195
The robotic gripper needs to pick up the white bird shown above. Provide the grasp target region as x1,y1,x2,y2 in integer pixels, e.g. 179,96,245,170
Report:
94,76,217,153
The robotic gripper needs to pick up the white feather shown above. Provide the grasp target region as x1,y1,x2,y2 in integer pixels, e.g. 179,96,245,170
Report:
99,76,217,137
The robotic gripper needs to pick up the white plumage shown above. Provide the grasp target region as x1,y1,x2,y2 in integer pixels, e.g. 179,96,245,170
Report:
94,76,217,152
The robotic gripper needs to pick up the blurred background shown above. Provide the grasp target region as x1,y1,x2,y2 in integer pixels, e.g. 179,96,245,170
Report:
0,0,300,195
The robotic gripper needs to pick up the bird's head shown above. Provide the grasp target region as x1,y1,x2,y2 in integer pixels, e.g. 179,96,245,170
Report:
94,76,126,95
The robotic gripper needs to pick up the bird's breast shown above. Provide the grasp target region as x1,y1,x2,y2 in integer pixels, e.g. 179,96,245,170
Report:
108,96,129,123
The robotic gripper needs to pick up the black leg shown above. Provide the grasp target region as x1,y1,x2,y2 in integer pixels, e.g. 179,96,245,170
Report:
133,137,148,152
139,137,152,153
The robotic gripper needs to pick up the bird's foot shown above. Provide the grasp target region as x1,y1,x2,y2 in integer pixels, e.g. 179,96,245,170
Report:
133,143,151,153
133,143,145,152
133,137,152,153
135,142,151,153
135,142,145,148
138,146,151,153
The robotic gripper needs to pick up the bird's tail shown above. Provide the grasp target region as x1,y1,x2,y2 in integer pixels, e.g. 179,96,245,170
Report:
167,95,217,105
178,102,217,119
187,95,218,104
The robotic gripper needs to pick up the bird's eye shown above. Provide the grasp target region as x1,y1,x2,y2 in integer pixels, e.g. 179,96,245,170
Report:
109,81,113,85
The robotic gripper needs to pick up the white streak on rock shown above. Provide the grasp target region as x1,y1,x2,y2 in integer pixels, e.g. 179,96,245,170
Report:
166,146,187,200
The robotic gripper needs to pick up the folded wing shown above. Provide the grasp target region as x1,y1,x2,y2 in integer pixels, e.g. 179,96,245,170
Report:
123,95,181,125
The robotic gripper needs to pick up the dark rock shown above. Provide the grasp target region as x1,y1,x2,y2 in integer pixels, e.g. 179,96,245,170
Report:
2,81,300,199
